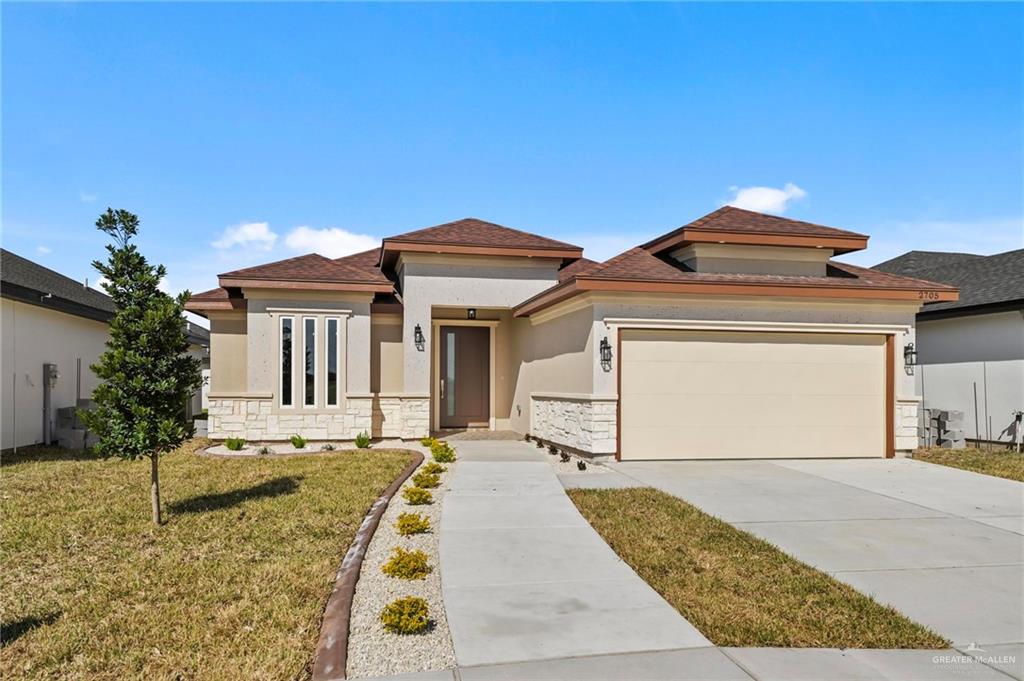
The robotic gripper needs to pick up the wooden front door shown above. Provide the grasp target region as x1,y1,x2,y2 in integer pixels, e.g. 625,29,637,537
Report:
439,326,490,428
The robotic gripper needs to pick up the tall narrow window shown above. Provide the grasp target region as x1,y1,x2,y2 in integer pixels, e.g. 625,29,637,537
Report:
326,318,339,406
304,317,316,407
280,317,294,407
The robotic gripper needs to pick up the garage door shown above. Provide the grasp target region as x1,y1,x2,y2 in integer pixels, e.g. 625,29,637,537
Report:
619,330,887,460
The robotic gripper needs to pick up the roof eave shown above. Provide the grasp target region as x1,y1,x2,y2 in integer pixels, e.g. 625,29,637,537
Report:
644,229,869,256
514,277,958,317
381,240,583,264
217,277,394,293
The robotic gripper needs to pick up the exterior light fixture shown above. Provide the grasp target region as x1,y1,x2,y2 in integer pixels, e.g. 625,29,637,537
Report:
599,336,613,371
467,308,477,319
904,342,917,366
414,324,425,351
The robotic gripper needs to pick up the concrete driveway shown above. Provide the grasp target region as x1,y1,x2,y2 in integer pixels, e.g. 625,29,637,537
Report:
610,457,1024,649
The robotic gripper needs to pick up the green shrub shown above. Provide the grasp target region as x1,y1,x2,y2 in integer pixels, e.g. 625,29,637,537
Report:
412,471,440,488
402,487,433,505
430,441,456,463
225,438,245,451
396,512,431,535
381,547,432,580
321,443,335,451
420,437,435,447
355,431,371,449
422,461,446,475
256,446,272,456
380,596,430,634
290,434,307,449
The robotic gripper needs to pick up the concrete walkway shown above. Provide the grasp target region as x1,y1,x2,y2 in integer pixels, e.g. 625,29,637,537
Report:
438,440,710,668
360,444,1021,681
610,457,1024,649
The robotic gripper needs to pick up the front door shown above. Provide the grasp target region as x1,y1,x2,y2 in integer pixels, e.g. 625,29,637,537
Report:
439,326,490,428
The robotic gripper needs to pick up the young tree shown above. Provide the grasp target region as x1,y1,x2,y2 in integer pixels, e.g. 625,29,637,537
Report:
82,209,202,524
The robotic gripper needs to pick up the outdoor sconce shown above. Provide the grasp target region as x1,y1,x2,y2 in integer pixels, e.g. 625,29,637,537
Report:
414,324,425,351
600,336,613,371
467,308,477,319
903,342,917,375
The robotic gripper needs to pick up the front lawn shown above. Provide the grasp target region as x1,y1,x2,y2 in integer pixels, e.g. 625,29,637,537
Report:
913,446,1024,482
1,439,412,680
568,487,949,649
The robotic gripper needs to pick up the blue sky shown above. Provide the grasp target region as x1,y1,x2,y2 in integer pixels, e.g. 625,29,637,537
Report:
3,2,1022,310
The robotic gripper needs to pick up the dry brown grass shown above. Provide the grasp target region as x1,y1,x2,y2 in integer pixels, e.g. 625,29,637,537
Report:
914,446,1024,482
568,487,949,649
1,439,412,680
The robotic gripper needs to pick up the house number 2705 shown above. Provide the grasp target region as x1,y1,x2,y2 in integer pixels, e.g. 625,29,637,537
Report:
918,290,940,300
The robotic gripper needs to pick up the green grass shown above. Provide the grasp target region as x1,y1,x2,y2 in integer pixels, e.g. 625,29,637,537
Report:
1,439,412,680
568,487,949,649
914,446,1024,482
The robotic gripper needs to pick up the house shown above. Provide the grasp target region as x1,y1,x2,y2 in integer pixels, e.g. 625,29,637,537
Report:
873,249,1023,446
1,249,212,450
185,207,958,460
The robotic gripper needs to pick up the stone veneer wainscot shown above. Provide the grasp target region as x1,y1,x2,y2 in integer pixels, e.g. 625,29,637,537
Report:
531,393,617,456
208,394,430,441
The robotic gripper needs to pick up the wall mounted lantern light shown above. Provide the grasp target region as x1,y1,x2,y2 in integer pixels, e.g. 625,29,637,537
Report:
467,308,477,319
903,342,917,375
414,324,425,351
600,336,613,371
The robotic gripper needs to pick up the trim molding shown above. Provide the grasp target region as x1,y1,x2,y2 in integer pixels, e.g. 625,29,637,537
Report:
603,318,911,335
208,391,273,399
266,307,353,316
430,319,500,328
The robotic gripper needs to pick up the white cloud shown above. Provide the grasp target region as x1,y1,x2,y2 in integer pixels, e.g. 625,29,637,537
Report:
725,183,807,214
839,216,1024,267
211,221,277,251
283,225,378,258
36,245,52,254
79,191,97,203
88,275,109,292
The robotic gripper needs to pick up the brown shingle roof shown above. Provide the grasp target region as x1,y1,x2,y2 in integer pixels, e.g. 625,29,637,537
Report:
384,218,582,252
643,207,869,255
185,287,247,313
218,252,392,291
514,247,959,317
557,257,600,282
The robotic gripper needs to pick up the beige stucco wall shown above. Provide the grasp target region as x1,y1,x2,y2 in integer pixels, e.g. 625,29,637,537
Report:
371,315,404,394
399,253,562,398
1,299,110,449
241,289,373,407
507,305,597,435
670,243,833,276
208,313,247,394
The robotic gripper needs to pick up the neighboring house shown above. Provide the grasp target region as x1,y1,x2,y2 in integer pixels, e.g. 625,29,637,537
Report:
185,321,211,416
1,249,213,450
1,249,115,449
873,249,1024,446
186,207,958,460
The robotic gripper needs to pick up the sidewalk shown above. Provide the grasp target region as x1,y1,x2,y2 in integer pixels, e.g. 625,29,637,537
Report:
437,440,709,668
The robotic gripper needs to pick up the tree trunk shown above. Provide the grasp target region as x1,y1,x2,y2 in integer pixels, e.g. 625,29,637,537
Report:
150,455,162,525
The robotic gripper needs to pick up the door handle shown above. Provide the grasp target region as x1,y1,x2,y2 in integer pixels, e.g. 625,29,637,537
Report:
440,379,445,399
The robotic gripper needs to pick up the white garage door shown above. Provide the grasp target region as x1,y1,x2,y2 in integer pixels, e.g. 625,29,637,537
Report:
619,329,888,460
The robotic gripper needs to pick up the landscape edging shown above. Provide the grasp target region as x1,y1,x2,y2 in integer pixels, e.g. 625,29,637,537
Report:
311,449,425,681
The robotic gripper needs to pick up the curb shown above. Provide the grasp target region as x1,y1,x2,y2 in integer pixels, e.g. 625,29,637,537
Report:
311,449,425,681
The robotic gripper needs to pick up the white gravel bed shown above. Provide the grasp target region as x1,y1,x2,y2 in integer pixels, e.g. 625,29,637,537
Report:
346,450,457,678
204,439,409,456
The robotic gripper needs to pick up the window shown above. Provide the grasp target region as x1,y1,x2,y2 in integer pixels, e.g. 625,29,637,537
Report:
304,317,316,407
280,317,294,407
326,318,340,406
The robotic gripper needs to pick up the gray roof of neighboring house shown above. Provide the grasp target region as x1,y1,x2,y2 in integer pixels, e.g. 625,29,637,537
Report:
873,248,1024,317
1,248,116,322
185,321,210,348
